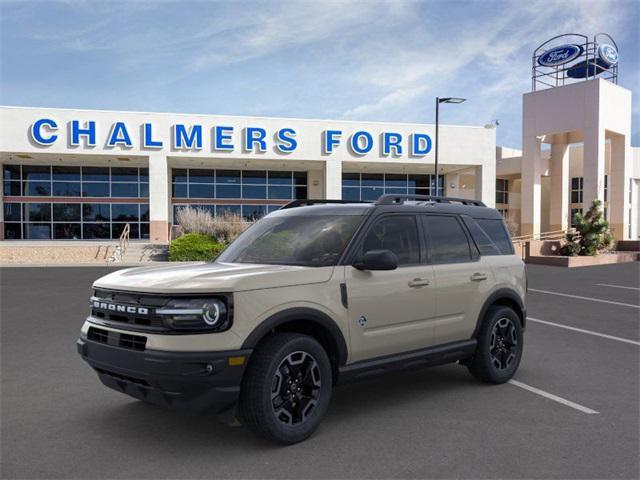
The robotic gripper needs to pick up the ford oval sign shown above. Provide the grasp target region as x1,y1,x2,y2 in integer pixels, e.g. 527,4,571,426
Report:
538,44,583,67
598,44,618,67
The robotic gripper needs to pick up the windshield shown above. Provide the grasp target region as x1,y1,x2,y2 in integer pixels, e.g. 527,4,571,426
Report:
217,214,363,267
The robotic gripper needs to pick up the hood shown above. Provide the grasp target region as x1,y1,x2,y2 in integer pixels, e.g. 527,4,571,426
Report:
93,262,335,294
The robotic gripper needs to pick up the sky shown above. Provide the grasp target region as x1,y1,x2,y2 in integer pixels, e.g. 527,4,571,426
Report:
1,0,638,148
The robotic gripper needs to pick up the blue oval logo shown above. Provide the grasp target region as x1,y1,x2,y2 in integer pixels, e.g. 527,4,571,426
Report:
598,44,618,66
538,44,583,67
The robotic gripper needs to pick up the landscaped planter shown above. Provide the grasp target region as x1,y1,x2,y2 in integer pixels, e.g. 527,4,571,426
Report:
526,252,639,267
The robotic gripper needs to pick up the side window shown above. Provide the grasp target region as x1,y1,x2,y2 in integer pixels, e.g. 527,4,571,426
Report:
463,217,501,256
360,215,420,266
476,219,514,255
422,215,472,264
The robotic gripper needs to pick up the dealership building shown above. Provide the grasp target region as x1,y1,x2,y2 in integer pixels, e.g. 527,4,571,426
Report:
0,34,638,245
0,107,497,243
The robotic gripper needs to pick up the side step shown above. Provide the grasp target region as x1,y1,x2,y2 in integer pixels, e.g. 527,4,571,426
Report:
337,339,477,384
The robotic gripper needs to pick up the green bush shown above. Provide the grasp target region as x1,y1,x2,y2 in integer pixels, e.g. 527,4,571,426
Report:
168,233,226,262
560,199,613,256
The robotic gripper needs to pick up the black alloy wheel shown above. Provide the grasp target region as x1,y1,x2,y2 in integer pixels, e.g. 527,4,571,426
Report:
489,317,518,370
271,351,322,426
467,305,523,384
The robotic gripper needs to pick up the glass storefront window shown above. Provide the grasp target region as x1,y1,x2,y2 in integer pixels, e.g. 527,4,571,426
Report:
2,165,149,240
343,173,443,200
170,168,308,224
53,204,81,222
52,166,80,181
24,181,51,196
112,204,139,222
82,182,110,197
83,203,110,221
52,182,81,196
111,183,139,197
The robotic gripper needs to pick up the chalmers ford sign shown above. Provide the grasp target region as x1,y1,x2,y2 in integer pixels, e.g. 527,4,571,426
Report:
29,118,434,157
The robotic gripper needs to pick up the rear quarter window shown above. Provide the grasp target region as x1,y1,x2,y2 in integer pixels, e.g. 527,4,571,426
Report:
475,218,514,255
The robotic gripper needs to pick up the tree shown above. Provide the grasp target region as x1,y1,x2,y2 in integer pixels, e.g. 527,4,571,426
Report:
560,199,613,256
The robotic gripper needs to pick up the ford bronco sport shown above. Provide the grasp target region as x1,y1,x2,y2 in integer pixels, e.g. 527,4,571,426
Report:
78,194,526,444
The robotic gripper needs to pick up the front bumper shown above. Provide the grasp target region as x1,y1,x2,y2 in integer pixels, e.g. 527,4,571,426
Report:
77,337,252,413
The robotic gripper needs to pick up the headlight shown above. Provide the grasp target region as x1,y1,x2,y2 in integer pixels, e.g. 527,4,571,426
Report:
156,297,231,332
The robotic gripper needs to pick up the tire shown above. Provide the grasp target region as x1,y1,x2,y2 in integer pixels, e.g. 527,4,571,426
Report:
239,333,332,444
467,306,523,384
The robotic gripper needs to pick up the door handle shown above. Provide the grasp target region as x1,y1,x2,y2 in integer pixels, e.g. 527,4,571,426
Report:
470,273,488,282
408,278,431,287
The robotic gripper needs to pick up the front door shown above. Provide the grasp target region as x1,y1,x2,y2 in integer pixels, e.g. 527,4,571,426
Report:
345,214,436,362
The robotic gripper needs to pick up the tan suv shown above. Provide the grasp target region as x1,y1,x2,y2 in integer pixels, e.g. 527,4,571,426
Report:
78,194,526,444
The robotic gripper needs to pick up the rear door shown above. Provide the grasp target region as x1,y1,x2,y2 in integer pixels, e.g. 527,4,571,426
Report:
345,214,436,362
422,214,494,344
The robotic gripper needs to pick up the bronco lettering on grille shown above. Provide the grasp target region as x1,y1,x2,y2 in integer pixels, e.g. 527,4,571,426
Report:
92,300,149,316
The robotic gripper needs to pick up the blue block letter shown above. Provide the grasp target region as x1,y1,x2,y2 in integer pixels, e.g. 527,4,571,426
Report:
411,133,432,156
323,130,342,154
143,123,163,148
350,131,373,155
173,124,203,149
275,128,297,153
71,120,96,146
214,126,234,151
30,118,58,145
107,122,133,147
244,127,267,152
383,132,403,156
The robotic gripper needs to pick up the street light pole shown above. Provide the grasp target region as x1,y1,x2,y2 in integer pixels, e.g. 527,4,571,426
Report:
434,96,466,197
435,97,440,197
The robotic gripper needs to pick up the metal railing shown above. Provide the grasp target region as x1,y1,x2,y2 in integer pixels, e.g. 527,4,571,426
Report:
512,228,573,243
107,223,131,263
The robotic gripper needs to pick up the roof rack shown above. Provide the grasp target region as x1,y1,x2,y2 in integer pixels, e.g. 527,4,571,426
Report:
281,199,372,209
375,194,486,207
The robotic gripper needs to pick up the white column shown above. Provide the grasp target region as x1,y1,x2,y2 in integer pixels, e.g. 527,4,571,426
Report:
323,160,342,200
474,163,495,207
609,134,631,240
307,169,324,199
148,153,170,243
521,135,543,237
582,126,606,211
549,137,570,232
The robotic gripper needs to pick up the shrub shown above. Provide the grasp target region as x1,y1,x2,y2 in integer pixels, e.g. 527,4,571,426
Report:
176,207,252,243
168,233,226,262
560,199,613,256
211,212,253,243
176,207,216,236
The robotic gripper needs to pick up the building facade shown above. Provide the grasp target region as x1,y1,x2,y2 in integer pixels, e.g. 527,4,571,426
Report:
0,106,496,243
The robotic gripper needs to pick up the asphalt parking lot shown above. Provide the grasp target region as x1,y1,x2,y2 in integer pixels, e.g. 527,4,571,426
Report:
1,263,639,479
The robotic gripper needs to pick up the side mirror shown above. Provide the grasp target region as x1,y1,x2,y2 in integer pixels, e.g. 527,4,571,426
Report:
353,249,398,271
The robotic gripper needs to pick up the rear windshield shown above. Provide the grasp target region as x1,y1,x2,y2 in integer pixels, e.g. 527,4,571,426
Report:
475,218,514,255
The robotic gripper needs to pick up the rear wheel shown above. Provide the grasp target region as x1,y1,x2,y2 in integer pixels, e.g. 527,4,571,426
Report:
468,306,523,384
240,333,332,444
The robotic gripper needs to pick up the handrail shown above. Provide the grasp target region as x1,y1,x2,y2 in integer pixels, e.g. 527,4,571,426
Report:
106,223,131,263
118,223,131,257
512,228,573,242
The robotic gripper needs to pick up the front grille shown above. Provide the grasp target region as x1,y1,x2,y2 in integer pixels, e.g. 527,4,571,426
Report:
89,289,169,331
87,326,147,351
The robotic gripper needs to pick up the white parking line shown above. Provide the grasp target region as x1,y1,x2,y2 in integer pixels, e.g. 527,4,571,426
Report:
596,283,640,291
508,380,599,415
529,288,640,309
527,317,640,346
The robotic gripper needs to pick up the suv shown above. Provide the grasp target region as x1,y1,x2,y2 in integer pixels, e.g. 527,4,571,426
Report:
78,194,526,444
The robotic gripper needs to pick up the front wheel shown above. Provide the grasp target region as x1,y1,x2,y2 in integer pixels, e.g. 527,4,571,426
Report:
467,306,523,384
239,333,332,444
